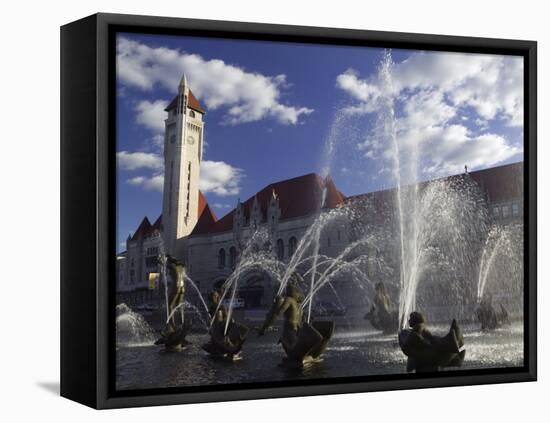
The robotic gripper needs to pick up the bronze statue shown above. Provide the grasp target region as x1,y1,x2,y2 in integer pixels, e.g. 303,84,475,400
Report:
154,254,190,352
398,311,465,372
258,281,334,368
364,282,398,333
202,287,249,360
476,293,510,331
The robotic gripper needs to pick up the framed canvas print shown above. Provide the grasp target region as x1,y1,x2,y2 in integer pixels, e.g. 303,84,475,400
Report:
60,13,537,409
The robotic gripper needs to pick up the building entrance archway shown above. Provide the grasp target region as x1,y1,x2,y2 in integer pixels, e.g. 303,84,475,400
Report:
237,271,277,309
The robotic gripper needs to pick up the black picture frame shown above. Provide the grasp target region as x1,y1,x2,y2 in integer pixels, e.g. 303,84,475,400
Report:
60,12,537,409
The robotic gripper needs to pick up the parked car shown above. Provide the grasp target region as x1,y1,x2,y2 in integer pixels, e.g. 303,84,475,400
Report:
314,301,347,317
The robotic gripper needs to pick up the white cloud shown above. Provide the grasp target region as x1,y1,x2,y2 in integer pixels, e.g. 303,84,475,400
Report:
336,51,523,176
400,89,456,130
336,69,380,109
417,125,520,175
474,118,489,130
135,100,168,133
151,134,164,150
117,37,313,125
121,152,244,197
127,175,164,192
338,51,523,128
200,160,244,196
212,203,231,209
117,151,163,170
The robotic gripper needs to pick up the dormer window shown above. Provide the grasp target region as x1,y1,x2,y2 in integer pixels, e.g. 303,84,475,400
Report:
189,110,196,118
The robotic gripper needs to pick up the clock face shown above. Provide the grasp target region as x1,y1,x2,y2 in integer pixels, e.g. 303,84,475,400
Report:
187,135,195,145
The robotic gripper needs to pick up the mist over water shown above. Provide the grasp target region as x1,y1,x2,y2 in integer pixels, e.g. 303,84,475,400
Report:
369,51,513,328
116,303,156,347
477,224,524,316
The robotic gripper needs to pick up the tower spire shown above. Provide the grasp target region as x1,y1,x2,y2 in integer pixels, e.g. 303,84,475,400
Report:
179,73,188,91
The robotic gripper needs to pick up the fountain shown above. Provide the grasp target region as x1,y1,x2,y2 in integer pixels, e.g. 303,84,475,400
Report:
206,203,379,366
259,280,334,368
352,50,513,371
398,311,465,372
370,51,487,332
115,52,526,388
116,303,156,347
240,138,402,362
166,300,209,330
476,224,523,329
151,234,214,351
477,224,523,304
213,229,283,334
364,282,398,333
202,287,249,361
154,253,192,351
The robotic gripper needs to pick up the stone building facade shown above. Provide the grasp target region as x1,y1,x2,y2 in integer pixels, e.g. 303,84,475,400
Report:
116,216,163,305
183,173,348,308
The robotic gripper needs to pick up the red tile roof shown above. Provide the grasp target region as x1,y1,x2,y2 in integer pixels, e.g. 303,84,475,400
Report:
130,191,212,241
193,204,218,234
193,191,218,234
198,191,210,217
151,215,162,231
324,176,346,208
345,161,524,208
130,217,152,241
130,162,524,241
190,173,346,236
188,90,205,113
165,89,205,114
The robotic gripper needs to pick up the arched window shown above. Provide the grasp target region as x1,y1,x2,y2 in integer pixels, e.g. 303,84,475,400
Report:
288,237,297,257
229,246,237,269
218,248,226,268
276,239,284,261
189,110,196,118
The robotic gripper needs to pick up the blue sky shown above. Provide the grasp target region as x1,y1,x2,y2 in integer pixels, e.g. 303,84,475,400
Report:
116,33,524,252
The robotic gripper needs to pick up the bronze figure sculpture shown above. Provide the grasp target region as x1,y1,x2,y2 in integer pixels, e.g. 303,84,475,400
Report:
398,311,465,372
364,282,398,333
476,293,510,331
258,281,334,368
154,254,191,352
202,287,249,360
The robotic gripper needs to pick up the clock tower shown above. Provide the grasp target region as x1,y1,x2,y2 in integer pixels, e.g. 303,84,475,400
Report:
162,74,205,256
